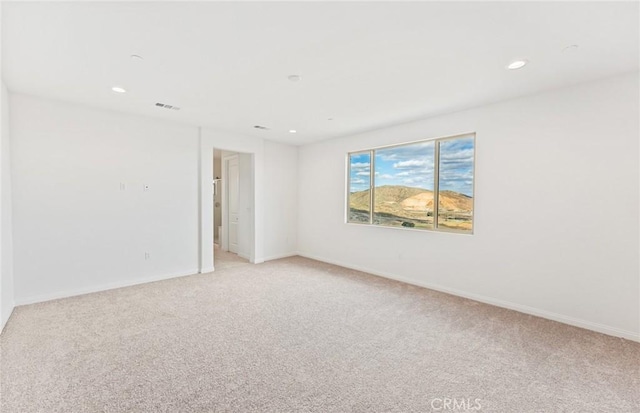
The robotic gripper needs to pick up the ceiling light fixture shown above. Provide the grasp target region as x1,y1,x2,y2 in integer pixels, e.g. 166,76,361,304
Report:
506,60,528,70
287,75,302,82
130,54,144,61
111,86,127,93
289,130,297,133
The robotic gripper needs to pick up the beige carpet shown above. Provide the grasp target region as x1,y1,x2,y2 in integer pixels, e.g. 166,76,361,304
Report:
1,257,638,412
214,244,250,270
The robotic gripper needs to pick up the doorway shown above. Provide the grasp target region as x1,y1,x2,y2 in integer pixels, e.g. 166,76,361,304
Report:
213,149,251,269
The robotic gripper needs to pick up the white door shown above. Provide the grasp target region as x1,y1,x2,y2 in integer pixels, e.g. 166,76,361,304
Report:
227,156,239,254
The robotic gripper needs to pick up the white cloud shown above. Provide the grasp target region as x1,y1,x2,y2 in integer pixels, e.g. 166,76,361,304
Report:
351,162,370,170
393,159,428,168
440,148,474,161
402,176,432,187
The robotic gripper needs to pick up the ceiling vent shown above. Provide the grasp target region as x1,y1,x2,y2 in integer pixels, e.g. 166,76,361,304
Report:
253,125,270,130
155,102,180,111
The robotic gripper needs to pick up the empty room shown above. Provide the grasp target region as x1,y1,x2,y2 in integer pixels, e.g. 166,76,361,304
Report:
0,1,638,412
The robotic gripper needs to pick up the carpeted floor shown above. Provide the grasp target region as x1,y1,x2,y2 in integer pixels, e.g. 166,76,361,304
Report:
1,256,638,412
214,244,250,270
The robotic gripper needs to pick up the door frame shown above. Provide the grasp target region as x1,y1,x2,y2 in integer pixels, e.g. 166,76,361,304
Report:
200,127,263,274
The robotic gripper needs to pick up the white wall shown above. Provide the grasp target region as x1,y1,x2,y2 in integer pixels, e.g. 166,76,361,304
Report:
298,72,640,341
264,140,298,260
237,153,253,260
0,0,15,332
8,94,300,303
11,94,200,304
0,80,14,331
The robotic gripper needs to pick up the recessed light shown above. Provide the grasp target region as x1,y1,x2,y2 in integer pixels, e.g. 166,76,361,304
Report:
254,125,270,130
287,75,302,82
289,130,297,133
130,54,144,61
111,86,126,93
506,60,528,70
327,118,334,121
562,45,579,54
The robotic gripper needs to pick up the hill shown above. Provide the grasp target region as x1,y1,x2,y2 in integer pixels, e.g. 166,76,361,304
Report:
350,185,472,230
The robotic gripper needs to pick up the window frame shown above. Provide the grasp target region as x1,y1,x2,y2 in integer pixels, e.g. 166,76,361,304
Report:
346,132,476,234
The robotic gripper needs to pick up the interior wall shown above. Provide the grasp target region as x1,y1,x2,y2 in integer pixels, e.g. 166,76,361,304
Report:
264,140,298,260
234,153,251,259
11,94,200,304
7,93,300,303
0,79,15,331
0,0,15,332
297,72,640,340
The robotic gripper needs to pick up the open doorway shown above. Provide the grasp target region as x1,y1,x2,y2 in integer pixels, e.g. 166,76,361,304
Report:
200,133,260,274
213,149,251,270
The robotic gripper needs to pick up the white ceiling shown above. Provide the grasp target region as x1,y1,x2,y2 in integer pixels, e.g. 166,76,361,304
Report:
3,1,638,145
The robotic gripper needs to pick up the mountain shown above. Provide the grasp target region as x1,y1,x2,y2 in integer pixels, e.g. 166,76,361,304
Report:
350,186,472,230
351,185,471,213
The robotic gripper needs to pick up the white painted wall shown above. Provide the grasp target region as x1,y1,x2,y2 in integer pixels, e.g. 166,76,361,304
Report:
298,72,640,341
8,94,300,303
0,79,15,331
237,153,253,260
264,140,298,260
0,0,15,332
11,94,200,304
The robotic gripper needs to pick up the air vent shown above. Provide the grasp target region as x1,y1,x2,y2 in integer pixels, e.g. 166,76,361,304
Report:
155,102,180,111
253,125,270,130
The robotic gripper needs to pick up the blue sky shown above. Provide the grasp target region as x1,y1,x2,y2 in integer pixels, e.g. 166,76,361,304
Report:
350,137,474,196
438,138,475,196
349,153,371,192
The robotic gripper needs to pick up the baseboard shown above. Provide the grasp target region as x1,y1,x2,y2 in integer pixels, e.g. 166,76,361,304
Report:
263,252,298,262
297,251,640,343
1,304,15,334
200,266,215,274
15,268,200,306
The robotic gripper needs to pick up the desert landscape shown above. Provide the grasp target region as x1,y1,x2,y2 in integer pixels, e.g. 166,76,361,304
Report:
349,185,473,231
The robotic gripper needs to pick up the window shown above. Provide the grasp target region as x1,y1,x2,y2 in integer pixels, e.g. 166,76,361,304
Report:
347,152,372,224
347,133,475,234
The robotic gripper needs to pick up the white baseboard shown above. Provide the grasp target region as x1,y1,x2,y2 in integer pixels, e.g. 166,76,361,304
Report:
200,266,215,274
263,252,298,262
297,251,640,343
15,268,200,306
1,304,15,334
